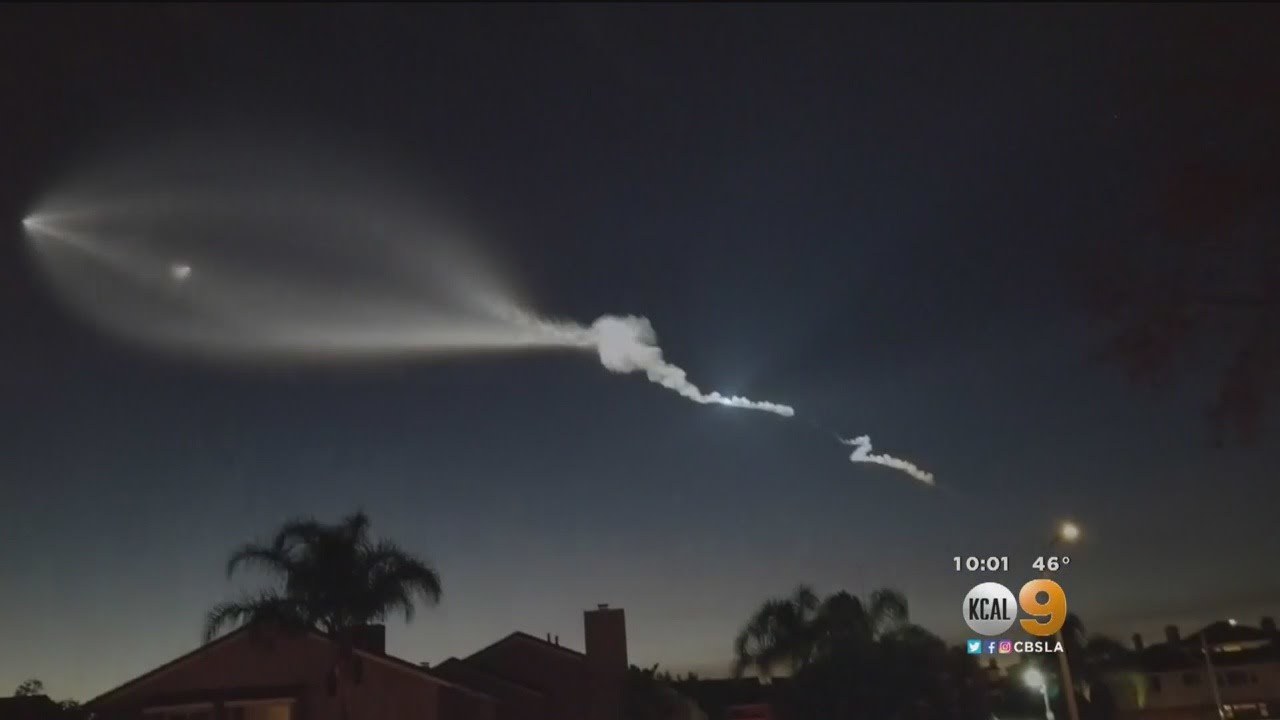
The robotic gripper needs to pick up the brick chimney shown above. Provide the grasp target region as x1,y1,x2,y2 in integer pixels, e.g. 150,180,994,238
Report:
585,604,627,720
1165,625,1180,644
585,604,628,670
1132,633,1144,651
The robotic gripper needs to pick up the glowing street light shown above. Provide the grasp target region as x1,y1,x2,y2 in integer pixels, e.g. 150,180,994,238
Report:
1058,521,1081,544
1041,521,1082,720
1024,667,1055,720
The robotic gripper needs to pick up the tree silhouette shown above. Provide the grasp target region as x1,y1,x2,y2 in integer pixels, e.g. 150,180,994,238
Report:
732,585,986,720
204,510,441,641
732,586,911,680
625,664,683,720
14,678,44,696
204,510,441,720
1083,23,1280,446
732,585,821,679
1086,175,1279,446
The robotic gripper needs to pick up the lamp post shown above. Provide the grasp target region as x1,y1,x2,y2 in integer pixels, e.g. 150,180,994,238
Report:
1024,667,1055,720
1045,521,1082,720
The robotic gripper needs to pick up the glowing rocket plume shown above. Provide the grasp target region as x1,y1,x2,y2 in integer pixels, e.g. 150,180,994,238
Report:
514,312,935,486
21,135,931,485
842,435,935,486
587,315,795,416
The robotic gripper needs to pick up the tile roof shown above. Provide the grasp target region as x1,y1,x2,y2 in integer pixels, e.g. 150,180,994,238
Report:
84,623,495,709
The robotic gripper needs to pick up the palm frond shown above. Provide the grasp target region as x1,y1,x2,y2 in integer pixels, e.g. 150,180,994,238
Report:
791,585,820,613
207,511,441,645
869,587,909,635
273,516,326,549
203,590,309,643
361,540,442,623
205,600,252,643
732,593,817,679
226,542,296,580
341,510,372,544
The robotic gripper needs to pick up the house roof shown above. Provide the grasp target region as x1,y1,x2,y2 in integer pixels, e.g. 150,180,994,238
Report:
85,623,496,709
1137,645,1280,672
85,623,253,707
464,631,587,663
1124,623,1280,672
432,658,546,697
1184,622,1272,647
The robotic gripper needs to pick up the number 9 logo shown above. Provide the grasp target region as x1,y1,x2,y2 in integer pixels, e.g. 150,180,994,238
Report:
1019,579,1067,637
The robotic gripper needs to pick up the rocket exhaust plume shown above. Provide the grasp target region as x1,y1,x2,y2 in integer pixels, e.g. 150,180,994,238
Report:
842,435,935,486
504,312,935,487
585,315,795,416
22,133,932,486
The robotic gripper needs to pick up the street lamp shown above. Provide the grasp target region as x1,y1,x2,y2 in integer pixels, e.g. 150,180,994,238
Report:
1058,521,1081,544
1046,521,1081,720
1024,667,1055,720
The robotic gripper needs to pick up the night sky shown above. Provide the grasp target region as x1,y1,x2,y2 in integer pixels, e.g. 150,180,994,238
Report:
3,5,1279,701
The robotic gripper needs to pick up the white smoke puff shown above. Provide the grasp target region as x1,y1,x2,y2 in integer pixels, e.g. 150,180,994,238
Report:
842,435,935,485
587,315,795,417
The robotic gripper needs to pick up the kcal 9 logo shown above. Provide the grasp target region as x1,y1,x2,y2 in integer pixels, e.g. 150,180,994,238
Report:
962,580,1066,637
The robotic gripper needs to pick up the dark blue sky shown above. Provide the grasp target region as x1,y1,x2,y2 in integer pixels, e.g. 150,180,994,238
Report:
2,5,1278,701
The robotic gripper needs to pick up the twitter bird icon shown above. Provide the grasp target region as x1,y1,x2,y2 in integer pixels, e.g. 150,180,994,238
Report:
966,639,983,654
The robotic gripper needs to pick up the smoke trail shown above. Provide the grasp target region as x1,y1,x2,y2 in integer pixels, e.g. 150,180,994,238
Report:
585,315,796,416
22,133,933,485
490,308,795,415
841,435,935,486
513,311,935,485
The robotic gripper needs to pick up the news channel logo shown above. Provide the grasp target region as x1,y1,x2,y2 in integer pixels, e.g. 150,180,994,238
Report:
963,579,1067,637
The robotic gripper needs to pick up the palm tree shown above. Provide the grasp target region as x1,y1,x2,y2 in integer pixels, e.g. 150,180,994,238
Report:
203,511,441,720
811,589,909,658
732,585,820,679
204,510,441,642
734,586,994,720
731,586,908,679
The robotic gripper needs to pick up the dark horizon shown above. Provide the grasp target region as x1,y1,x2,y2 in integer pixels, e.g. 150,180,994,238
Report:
2,4,1278,702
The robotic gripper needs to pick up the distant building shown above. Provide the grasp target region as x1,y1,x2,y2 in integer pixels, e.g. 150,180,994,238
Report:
431,605,629,720
84,605,633,720
1102,618,1280,720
